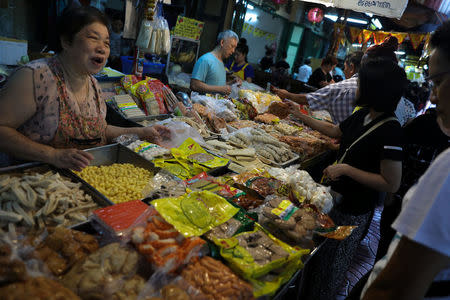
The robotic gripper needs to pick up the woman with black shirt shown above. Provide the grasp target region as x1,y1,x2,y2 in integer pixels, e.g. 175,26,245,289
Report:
289,58,407,299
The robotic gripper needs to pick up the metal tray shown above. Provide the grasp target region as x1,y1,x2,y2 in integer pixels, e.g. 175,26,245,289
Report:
67,143,160,204
0,163,113,228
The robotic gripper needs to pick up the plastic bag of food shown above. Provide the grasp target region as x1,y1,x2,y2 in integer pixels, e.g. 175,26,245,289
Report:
156,120,205,149
253,196,318,249
61,242,147,300
211,223,309,281
181,256,254,300
204,209,255,240
120,75,140,92
142,170,186,200
129,207,207,273
268,167,334,213
185,172,245,201
135,19,153,49
152,190,239,237
127,140,171,161
231,98,258,120
174,137,228,169
249,257,303,298
137,270,205,300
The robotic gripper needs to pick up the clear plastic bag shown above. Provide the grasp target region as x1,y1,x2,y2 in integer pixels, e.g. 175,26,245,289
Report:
156,119,205,149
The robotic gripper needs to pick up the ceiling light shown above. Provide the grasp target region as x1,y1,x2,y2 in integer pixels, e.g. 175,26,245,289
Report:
245,12,258,22
395,51,406,55
352,44,362,47
365,12,373,17
372,18,382,29
347,18,368,24
324,14,338,22
424,65,428,70
247,4,254,10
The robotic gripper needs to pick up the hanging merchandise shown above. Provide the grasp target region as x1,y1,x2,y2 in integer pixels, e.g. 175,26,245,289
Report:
373,31,390,45
362,29,373,44
409,33,426,50
390,32,407,45
135,0,171,55
349,27,362,43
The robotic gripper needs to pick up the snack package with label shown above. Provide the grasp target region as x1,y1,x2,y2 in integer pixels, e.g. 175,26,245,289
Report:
181,257,254,300
130,80,160,115
268,167,333,213
120,75,140,91
254,196,319,249
185,172,244,201
154,138,229,180
127,140,171,161
211,223,309,282
204,209,256,240
152,190,239,237
129,207,207,273
232,170,286,198
146,78,169,114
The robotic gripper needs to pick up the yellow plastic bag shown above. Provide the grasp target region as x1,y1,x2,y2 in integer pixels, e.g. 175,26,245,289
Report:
152,190,239,237
153,138,229,179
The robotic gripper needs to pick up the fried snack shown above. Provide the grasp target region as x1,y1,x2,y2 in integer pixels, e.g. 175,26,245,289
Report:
181,257,254,300
268,102,290,119
0,276,80,300
254,113,279,125
61,243,145,300
33,226,99,276
0,244,27,284
278,135,327,158
227,120,258,129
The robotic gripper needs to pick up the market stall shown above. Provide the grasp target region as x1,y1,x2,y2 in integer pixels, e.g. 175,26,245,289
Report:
0,66,356,299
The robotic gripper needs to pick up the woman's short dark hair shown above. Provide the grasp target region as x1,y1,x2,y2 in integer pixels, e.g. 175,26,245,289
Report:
56,6,110,53
321,56,338,66
356,58,407,113
430,20,450,61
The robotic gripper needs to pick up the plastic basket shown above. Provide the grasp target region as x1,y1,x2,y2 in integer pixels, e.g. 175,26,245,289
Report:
120,56,165,75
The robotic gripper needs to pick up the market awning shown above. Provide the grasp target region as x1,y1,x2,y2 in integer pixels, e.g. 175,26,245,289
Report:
301,0,409,19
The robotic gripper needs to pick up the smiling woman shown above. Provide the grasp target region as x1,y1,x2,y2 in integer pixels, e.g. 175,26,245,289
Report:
0,6,170,170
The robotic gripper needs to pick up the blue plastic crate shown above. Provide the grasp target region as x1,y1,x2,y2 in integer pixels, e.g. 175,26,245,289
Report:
120,56,165,75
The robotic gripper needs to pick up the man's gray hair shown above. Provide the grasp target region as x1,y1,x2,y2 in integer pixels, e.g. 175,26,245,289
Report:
217,30,238,45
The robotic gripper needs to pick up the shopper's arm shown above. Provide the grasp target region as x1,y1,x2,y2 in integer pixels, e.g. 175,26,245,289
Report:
0,68,92,170
324,159,402,193
363,236,450,300
272,87,308,105
287,102,341,138
190,78,231,95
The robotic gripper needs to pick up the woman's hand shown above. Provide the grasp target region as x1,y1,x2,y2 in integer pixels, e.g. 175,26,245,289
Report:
323,164,349,181
50,148,93,171
140,125,171,145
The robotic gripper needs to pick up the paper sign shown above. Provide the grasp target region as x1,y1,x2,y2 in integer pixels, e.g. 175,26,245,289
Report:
0,37,27,65
301,0,408,18
173,16,204,40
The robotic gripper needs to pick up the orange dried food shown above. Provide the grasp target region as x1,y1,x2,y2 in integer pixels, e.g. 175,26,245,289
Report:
268,102,290,119
181,257,254,300
131,213,206,273
254,113,280,124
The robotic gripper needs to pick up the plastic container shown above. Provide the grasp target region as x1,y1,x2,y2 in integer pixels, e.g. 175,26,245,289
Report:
120,56,165,75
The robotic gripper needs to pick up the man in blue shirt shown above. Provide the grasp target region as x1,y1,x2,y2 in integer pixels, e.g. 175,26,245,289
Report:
190,30,238,95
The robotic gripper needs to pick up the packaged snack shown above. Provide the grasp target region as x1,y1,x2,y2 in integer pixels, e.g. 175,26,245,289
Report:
185,172,244,201
211,223,309,281
152,191,239,237
181,257,254,300
154,138,229,180
61,243,146,300
91,200,149,239
130,207,206,273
